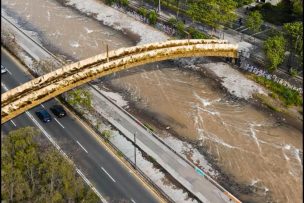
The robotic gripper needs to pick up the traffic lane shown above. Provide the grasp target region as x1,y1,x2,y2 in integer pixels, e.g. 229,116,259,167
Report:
40,100,158,203
1,48,33,84
62,117,160,203
1,113,35,135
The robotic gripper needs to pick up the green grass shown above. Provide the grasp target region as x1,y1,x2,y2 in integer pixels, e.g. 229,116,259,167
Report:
253,75,302,107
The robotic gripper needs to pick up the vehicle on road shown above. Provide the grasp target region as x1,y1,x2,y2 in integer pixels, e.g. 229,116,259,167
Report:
35,109,52,123
1,65,7,74
50,105,67,118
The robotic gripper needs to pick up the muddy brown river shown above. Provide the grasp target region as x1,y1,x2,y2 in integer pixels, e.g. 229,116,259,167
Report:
1,0,303,202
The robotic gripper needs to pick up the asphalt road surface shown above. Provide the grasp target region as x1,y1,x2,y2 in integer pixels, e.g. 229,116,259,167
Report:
1,48,160,203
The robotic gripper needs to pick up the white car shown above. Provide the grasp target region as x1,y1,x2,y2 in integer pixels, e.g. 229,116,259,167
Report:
1,65,7,74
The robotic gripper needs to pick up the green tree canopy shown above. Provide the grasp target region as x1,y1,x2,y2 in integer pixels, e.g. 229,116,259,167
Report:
148,10,158,25
283,21,303,68
1,127,100,202
292,0,303,19
186,0,237,29
246,10,263,33
263,35,287,72
67,88,92,110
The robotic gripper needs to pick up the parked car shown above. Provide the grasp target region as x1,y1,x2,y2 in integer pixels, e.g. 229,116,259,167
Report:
35,109,52,123
50,105,66,118
1,65,7,74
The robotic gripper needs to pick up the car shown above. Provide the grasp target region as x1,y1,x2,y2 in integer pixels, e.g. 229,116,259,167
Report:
35,109,52,123
1,65,7,74
50,105,67,118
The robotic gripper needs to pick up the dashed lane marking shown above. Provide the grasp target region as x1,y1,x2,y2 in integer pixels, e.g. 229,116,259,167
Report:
10,120,17,127
7,69,12,75
77,140,88,153
54,118,65,128
101,167,116,182
1,82,9,91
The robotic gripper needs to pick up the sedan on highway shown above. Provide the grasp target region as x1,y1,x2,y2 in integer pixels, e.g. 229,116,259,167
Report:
35,109,52,123
50,105,67,118
1,65,7,74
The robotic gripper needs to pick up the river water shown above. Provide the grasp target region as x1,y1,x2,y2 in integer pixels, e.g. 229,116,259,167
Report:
1,0,303,202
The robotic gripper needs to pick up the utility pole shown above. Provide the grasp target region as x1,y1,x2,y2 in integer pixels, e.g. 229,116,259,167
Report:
134,132,137,169
158,0,161,13
184,31,190,45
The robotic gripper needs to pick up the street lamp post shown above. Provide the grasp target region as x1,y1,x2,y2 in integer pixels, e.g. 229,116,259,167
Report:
158,0,161,13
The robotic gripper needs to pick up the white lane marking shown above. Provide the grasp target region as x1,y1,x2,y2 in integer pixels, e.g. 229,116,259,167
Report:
101,167,116,182
77,140,88,153
1,82,9,91
41,104,45,108
7,69,12,75
54,118,65,128
25,111,107,202
10,120,17,127
131,199,136,203
77,168,108,203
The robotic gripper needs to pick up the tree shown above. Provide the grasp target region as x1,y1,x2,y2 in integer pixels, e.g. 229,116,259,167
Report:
283,21,303,69
292,0,303,19
105,0,116,5
1,127,39,202
148,10,158,25
118,0,129,7
1,127,100,202
246,11,263,33
101,130,113,141
138,7,148,18
67,88,92,110
186,0,237,29
263,35,286,72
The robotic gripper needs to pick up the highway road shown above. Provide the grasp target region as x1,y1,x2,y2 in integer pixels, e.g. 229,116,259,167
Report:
1,48,160,203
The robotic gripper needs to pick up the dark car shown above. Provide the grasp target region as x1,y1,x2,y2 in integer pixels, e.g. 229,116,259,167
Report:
1,65,7,74
35,109,52,123
50,105,66,118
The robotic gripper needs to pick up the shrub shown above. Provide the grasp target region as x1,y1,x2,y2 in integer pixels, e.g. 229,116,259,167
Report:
289,68,298,77
176,20,186,37
168,17,177,27
253,75,302,107
138,7,148,18
105,0,116,6
119,0,129,7
101,130,112,141
187,27,208,39
148,10,158,25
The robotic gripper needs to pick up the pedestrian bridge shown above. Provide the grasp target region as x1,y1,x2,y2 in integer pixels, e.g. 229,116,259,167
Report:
1,39,238,123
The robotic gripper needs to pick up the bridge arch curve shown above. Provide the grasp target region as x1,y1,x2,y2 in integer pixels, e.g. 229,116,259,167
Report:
1,39,238,123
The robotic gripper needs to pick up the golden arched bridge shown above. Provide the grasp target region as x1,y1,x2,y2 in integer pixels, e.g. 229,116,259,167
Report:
1,39,238,123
